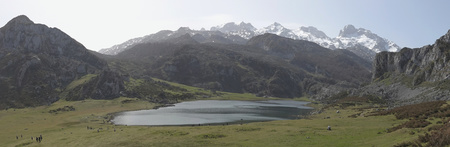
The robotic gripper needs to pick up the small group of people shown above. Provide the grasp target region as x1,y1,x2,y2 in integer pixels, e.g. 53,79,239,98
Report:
15,135,22,139
17,134,42,143
35,135,43,143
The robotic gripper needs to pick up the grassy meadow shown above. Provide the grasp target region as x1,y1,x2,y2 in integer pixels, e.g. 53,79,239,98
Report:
1,96,432,147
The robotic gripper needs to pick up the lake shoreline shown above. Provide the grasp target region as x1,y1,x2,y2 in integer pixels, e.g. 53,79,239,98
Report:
111,100,314,126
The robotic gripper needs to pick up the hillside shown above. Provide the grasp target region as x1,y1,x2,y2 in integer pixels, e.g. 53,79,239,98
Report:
104,33,372,99
0,16,131,109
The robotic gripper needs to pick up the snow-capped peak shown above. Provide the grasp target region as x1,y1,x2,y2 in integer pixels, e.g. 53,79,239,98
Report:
258,22,286,34
298,26,329,39
292,26,337,49
210,22,256,32
210,22,256,39
336,25,400,52
256,22,297,39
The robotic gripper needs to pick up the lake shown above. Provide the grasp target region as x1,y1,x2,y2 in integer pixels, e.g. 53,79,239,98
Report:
112,100,313,126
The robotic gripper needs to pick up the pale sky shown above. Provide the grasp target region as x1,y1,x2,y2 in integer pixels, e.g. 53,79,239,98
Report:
1,0,449,51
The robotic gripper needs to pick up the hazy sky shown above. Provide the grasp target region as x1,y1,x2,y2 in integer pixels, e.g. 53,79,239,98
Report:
1,0,449,51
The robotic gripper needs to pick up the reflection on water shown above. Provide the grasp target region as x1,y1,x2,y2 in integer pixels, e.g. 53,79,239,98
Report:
112,100,313,126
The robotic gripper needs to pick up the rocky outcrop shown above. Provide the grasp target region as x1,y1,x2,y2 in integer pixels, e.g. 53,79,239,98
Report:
373,30,450,85
358,30,450,106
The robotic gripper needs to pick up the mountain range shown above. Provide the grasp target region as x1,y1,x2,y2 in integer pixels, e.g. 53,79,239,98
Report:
2,15,450,109
99,22,401,61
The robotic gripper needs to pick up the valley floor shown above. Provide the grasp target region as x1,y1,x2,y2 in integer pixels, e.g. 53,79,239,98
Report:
1,97,432,147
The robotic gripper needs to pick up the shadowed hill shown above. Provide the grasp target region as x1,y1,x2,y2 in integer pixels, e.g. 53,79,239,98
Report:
104,33,372,99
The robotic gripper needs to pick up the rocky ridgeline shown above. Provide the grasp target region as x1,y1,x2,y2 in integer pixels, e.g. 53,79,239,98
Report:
356,30,450,106
373,30,450,85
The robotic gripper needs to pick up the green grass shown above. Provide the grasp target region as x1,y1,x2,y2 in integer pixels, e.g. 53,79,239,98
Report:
59,74,98,99
152,78,205,93
0,97,425,147
151,77,270,101
65,74,98,90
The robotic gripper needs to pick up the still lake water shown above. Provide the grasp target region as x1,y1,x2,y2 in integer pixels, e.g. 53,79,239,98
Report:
112,100,313,126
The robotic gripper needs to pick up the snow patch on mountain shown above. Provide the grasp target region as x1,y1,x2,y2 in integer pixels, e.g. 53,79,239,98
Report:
98,37,144,55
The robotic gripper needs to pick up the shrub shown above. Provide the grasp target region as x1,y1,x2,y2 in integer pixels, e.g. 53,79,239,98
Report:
199,133,227,139
371,101,446,119
48,106,75,113
388,119,431,132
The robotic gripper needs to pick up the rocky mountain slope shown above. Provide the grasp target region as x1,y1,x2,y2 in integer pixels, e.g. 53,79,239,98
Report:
0,15,125,108
100,22,400,62
105,33,372,99
354,30,450,106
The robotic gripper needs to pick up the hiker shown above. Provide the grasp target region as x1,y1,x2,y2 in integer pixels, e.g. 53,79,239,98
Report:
16,136,18,139
327,126,331,131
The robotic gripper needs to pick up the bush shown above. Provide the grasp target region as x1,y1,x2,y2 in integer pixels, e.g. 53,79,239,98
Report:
426,124,450,146
388,119,431,132
199,133,227,139
371,101,446,119
48,106,75,113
